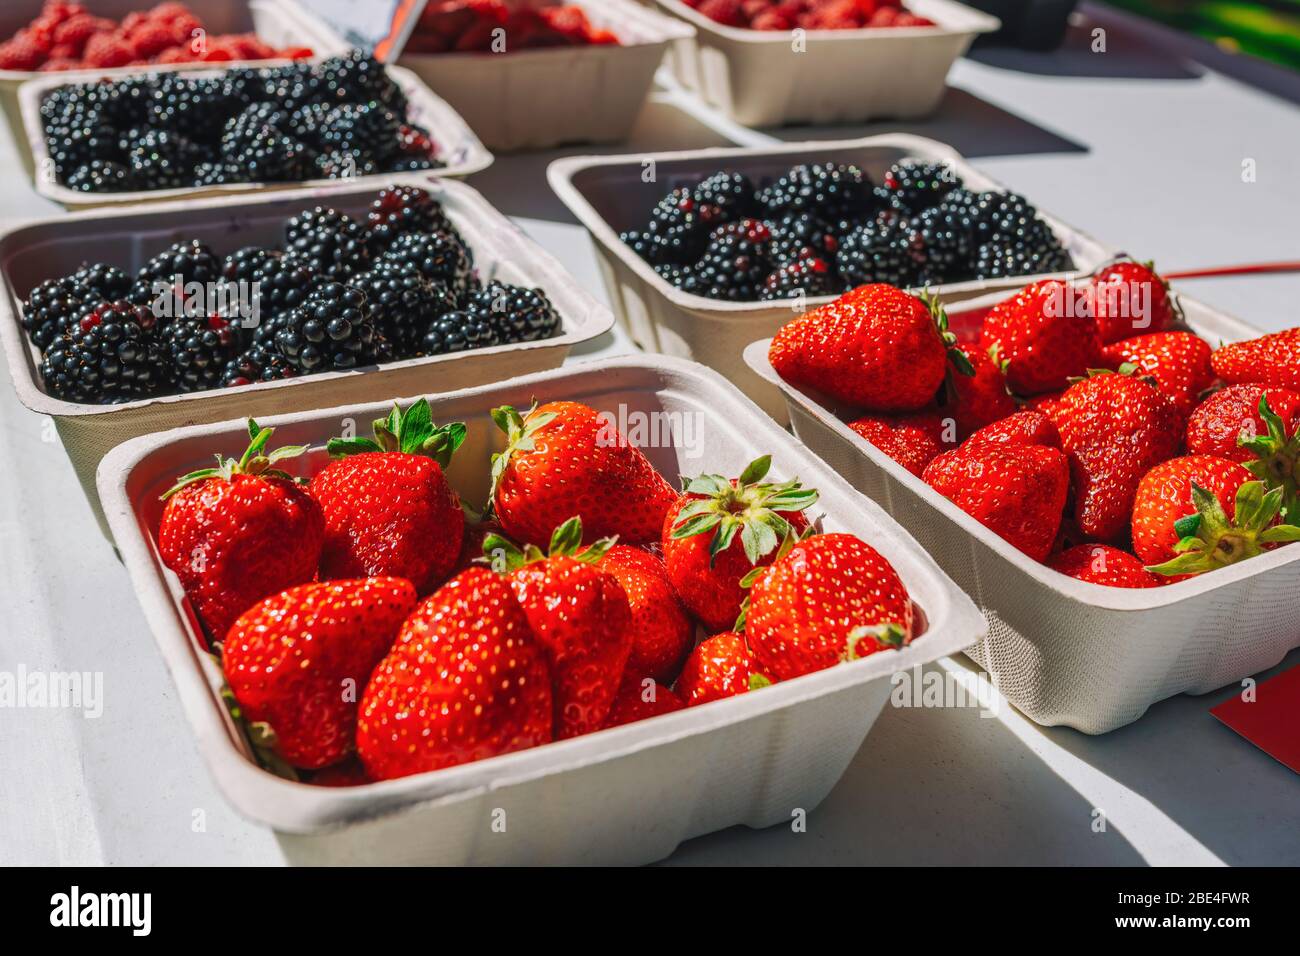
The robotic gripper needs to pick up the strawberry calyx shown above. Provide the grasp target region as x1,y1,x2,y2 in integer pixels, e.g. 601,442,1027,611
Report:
326,398,466,467
161,418,309,499
670,455,819,568
485,402,558,515
733,528,805,632
748,672,773,691
1146,480,1300,577
217,679,298,782
843,622,908,660
1239,395,1300,521
919,289,975,378
482,515,617,572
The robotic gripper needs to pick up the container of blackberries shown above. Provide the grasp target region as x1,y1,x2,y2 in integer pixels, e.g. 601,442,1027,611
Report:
0,178,613,536
548,133,1113,420
19,49,493,207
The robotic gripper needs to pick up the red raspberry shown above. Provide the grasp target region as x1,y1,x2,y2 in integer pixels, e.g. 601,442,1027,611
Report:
752,10,793,28
82,32,133,67
698,0,747,27
52,13,111,55
39,56,81,71
0,36,46,70
126,20,173,59
153,45,194,63
278,46,314,59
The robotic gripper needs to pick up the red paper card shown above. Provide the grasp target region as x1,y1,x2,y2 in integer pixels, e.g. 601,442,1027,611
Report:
1211,665,1300,773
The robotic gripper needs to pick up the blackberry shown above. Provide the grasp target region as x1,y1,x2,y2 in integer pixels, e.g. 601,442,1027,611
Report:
220,102,294,158
237,65,323,113
422,310,500,356
163,313,242,393
693,171,760,220
127,128,202,189
284,207,373,279
220,341,299,387
972,238,1073,281
317,51,405,111
234,130,312,182
192,161,244,187
314,149,378,180
130,240,222,308
21,276,85,350
969,192,1072,279
248,256,323,326
883,160,962,214
388,156,444,173
46,117,121,181
466,282,562,344
148,75,232,143
759,257,840,301
689,219,775,301
392,124,443,170
92,76,154,127
905,205,975,284
381,231,474,301
646,186,729,263
274,282,377,372
366,185,450,250
319,103,401,160
65,160,134,192
287,102,333,147
653,263,700,295
354,261,457,358
757,163,876,221
837,215,924,289
222,247,278,284
767,211,842,267
39,300,168,403
620,229,694,267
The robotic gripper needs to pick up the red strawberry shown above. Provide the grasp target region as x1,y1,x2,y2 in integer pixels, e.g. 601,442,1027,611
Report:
489,401,676,546
1051,370,1184,542
675,632,770,706
964,409,1061,449
598,545,694,683
452,516,500,575
1132,455,1300,578
1101,331,1213,415
158,420,324,644
1211,328,1300,391
485,517,633,739
357,567,552,780
944,343,1016,438
309,400,465,595
309,759,371,787
224,578,417,770
604,672,685,727
847,413,945,476
922,444,1069,561
769,284,968,412
745,533,913,680
1047,544,1163,589
979,279,1102,395
663,455,818,634
1088,260,1177,344
1187,385,1300,463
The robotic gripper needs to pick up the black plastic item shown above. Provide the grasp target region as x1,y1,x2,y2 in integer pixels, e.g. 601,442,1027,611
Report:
968,0,1080,50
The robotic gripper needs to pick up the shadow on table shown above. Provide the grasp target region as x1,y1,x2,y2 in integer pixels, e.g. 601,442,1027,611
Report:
1031,647,1300,867
664,661,1147,865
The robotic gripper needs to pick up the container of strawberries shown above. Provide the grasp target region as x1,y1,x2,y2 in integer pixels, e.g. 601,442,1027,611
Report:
548,134,1113,422
95,355,983,865
0,177,613,538
651,0,1000,127
744,266,1300,733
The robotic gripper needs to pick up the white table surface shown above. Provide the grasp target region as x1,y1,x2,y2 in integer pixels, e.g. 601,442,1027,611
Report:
1,3,1297,866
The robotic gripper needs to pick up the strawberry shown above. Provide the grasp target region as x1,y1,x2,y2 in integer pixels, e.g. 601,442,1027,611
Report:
963,409,1061,450
663,455,818,633
223,578,417,770
309,758,371,787
1211,328,1300,391
1101,331,1213,415
1187,388,1300,520
357,567,552,780
769,284,971,413
922,443,1069,561
598,544,694,683
489,401,676,546
484,517,633,739
979,279,1102,395
944,343,1017,438
1088,260,1177,344
158,419,324,644
310,400,465,595
1047,544,1163,589
847,413,944,476
604,672,685,727
675,632,770,706
1132,455,1300,578
745,533,913,680
1051,369,1184,542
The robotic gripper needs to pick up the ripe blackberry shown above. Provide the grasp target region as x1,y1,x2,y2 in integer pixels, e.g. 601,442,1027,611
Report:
70,262,134,304
837,215,924,289
689,219,775,301
220,341,299,387
249,255,323,325
192,161,244,187
221,103,294,157
274,282,377,373
148,75,232,143
972,238,1073,281
882,160,962,213
905,205,975,284
381,231,475,301
284,207,373,279
287,102,332,147
91,76,153,127
236,130,312,183
163,313,242,393
319,103,401,160
767,211,842,267
422,310,500,356
366,185,450,250
127,128,202,190
466,282,562,343
39,300,168,403
21,276,85,350
130,240,222,307
759,257,840,301
621,229,693,267
653,263,700,295
693,170,760,220
353,261,457,358
314,149,378,180
392,124,442,170
646,184,732,261
222,247,278,284
46,116,121,181
757,163,877,221
232,64,323,112
317,51,406,112
65,160,134,192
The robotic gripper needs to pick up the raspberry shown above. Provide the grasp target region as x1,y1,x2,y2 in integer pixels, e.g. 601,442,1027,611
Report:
82,33,133,68
698,0,747,26
0,35,46,70
127,20,174,59
52,14,112,56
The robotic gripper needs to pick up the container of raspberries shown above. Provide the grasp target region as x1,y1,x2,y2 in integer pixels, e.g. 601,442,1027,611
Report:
20,48,493,207
652,0,1000,127
0,178,613,538
0,1,338,143
290,0,696,152
96,354,984,865
743,268,1300,733
548,133,1111,420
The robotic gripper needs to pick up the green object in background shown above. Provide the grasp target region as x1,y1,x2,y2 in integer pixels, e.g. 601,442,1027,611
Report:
1105,0,1300,69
